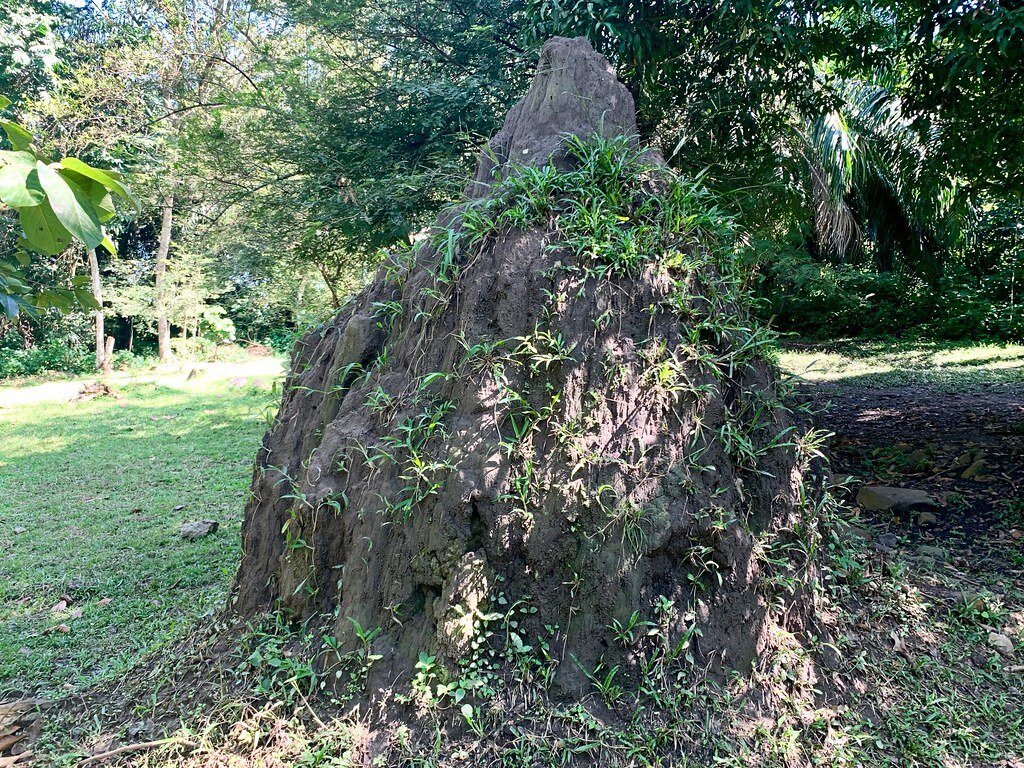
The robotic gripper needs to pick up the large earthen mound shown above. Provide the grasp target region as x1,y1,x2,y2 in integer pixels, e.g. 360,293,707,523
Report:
234,36,824,722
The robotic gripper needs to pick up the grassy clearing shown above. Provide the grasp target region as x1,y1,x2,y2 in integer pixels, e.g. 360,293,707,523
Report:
0,361,281,700
777,339,1024,388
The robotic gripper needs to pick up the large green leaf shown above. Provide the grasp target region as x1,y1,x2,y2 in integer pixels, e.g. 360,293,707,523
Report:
60,157,140,211
0,151,44,207
74,288,101,310
19,203,73,255
0,293,19,318
35,161,104,251
88,180,117,223
98,234,117,255
0,121,33,151
59,169,116,222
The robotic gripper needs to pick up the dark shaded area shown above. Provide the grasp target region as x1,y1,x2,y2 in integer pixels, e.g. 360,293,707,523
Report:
809,377,1024,567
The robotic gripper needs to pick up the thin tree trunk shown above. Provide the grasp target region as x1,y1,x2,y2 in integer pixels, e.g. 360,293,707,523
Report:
155,194,174,363
128,319,134,353
87,249,112,374
316,263,340,309
104,336,115,373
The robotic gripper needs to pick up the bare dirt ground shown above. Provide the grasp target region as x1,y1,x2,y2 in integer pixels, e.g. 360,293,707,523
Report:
811,379,1024,563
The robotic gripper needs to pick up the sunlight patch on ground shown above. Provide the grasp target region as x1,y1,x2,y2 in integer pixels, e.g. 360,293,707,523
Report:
0,357,284,409
777,340,1024,387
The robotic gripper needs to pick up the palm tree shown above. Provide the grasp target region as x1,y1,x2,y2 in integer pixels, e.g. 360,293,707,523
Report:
799,75,974,282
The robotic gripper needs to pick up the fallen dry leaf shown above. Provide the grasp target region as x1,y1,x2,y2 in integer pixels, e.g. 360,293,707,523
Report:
43,624,69,635
69,608,83,620
48,601,66,613
96,598,112,608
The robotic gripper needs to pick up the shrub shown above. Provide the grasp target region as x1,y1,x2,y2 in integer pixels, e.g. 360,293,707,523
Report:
754,246,1023,342
110,350,154,371
0,341,93,379
264,326,304,355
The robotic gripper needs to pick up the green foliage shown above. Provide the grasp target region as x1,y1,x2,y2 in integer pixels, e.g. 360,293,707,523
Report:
243,616,318,704
756,239,1024,342
188,0,532,282
0,96,138,317
0,2,62,103
902,0,1024,195
526,1,1024,283
0,337,91,378
5,0,1021,360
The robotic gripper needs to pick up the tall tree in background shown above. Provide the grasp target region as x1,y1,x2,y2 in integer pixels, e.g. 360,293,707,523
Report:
29,0,258,361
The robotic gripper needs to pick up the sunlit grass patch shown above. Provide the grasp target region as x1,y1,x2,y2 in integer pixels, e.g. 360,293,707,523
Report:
0,365,280,700
777,339,1024,388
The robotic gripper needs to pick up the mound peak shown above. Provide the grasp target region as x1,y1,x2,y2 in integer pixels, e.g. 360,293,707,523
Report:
468,36,637,196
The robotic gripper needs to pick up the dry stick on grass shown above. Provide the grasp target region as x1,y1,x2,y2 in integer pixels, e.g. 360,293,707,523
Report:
78,737,195,766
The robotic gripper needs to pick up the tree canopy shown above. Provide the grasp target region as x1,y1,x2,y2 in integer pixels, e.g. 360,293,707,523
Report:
1,0,1022,366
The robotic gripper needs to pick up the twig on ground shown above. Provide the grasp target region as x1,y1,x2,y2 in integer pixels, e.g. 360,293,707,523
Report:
78,737,195,766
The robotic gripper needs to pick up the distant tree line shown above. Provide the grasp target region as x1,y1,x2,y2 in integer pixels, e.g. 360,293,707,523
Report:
1,0,1022,375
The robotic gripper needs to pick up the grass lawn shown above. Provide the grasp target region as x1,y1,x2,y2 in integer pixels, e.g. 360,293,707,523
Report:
0,361,281,700
777,339,1024,388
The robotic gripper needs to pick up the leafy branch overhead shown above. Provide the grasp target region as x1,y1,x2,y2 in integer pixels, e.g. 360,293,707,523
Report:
0,94,139,317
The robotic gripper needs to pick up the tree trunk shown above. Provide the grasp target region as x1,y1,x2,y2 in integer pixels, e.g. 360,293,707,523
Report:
103,336,115,374
87,249,111,374
155,194,174,364
316,263,341,309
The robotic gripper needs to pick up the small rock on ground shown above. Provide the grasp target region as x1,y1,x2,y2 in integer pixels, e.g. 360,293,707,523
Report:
180,520,219,540
988,632,1015,656
916,544,948,560
961,459,988,479
857,485,936,512
877,532,899,550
